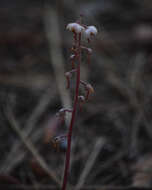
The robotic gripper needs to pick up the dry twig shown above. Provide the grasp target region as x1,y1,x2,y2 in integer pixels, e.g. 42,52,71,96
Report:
44,6,72,126
75,138,106,190
5,107,61,187
1,88,56,173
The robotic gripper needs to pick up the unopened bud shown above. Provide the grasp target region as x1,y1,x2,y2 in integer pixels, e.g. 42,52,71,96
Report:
85,84,95,100
87,48,92,54
86,84,94,94
84,26,98,40
65,72,72,78
78,95,85,102
70,54,76,59
56,108,66,117
66,23,85,34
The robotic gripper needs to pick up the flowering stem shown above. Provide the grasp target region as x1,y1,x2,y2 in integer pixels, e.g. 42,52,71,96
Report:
61,34,81,190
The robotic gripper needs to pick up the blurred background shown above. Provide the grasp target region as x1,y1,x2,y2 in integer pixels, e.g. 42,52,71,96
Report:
1,0,152,189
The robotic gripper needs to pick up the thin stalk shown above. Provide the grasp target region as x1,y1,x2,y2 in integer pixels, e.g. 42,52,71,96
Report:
61,34,81,190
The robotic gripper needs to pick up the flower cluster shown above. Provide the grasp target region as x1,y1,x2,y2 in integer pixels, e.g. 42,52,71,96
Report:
66,22,98,40
53,18,98,190
55,20,97,136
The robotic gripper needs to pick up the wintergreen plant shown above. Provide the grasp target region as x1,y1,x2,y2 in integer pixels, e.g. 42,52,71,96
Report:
56,18,97,190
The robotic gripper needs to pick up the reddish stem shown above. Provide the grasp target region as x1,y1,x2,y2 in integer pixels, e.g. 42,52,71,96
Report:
61,33,81,190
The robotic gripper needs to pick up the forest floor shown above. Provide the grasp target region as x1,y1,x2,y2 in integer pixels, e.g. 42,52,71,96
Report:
1,0,152,189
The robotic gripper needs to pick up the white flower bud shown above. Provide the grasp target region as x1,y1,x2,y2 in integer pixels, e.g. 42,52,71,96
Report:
70,54,76,59
84,26,98,39
65,71,72,78
66,23,85,34
87,48,92,54
78,95,85,102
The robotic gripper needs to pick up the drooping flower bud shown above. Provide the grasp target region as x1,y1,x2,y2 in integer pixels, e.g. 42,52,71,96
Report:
78,95,85,102
85,83,95,100
86,84,94,93
87,48,93,54
66,23,85,34
78,95,86,111
65,71,72,78
70,54,76,59
56,108,66,117
84,26,98,40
